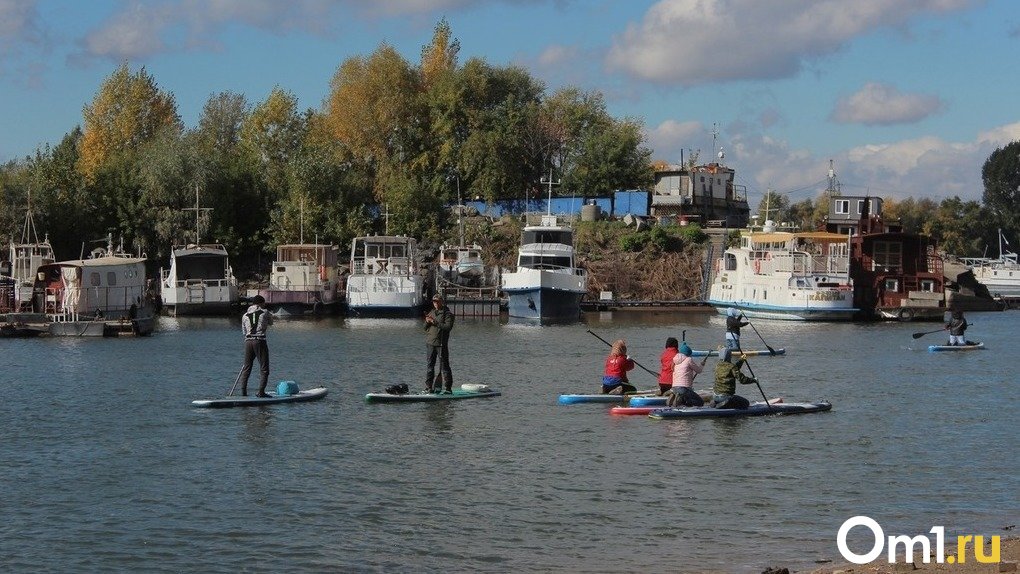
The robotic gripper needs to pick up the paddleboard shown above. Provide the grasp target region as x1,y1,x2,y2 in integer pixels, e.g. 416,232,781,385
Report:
648,400,830,419
626,395,668,407
690,348,785,357
191,387,328,408
365,387,500,403
927,342,985,352
557,389,658,405
609,406,660,416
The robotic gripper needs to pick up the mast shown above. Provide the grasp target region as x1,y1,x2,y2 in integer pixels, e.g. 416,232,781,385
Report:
182,185,212,244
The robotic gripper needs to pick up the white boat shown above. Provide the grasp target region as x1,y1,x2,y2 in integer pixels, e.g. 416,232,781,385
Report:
345,235,425,317
258,244,341,316
31,238,155,336
961,229,1020,298
159,243,239,316
501,214,587,323
707,225,857,321
438,243,485,283
2,201,56,312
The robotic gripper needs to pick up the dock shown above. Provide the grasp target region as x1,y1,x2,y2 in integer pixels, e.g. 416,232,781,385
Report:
435,280,503,318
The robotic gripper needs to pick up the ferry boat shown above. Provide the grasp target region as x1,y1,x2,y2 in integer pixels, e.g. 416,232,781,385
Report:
159,243,239,316
961,229,1020,298
345,235,425,317
707,223,857,321
30,237,155,336
501,214,587,323
257,243,341,316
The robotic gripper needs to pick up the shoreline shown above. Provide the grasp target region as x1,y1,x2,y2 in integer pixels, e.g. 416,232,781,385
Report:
796,535,1019,574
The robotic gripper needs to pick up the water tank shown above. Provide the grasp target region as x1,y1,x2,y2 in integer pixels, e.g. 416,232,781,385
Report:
581,204,601,222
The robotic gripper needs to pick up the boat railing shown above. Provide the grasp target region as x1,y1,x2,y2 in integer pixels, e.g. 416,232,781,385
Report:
42,285,143,317
755,253,849,276
346,275,419,294
350,258,417,276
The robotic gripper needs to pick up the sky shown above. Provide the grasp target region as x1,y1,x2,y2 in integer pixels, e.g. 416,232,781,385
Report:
1,0,1019,209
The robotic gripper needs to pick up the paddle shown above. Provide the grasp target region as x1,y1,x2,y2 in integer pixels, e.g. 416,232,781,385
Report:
912,327,947,339
734,342,774,414
586,329,659,378
227,365,245,397
740,313,777,356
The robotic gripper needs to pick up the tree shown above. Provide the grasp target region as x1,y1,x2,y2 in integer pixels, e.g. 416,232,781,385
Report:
756,190,791,224
981,140,1020,238
924,196,993,257
77,63,181,181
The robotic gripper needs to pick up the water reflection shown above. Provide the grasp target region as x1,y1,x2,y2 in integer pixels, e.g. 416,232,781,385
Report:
241,408,274,443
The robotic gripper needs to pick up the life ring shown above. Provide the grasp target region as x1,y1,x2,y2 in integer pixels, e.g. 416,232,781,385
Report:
754,260,761,273
897,308,914,322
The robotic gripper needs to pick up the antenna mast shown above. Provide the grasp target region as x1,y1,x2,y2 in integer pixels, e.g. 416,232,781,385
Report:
182,184,213,244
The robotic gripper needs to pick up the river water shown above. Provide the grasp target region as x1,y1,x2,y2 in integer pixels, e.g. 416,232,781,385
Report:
2,310,1017,573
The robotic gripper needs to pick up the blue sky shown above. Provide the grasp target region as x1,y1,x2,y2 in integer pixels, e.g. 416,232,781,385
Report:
2,0,1018,209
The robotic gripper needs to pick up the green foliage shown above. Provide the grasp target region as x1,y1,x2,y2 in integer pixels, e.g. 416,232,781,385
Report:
982,140,1020,237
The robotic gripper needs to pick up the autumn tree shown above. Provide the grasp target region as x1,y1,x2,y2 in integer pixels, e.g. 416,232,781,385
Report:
981,140,1020,237
77,63,181,181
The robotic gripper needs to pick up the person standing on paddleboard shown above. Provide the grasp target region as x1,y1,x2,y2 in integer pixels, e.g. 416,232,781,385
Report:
424,293,455,394
945,307,968,346
658,337,680,395
668,342,709,407
601,339,636,395
711,348,756,409
725,307,749,351
239,295,274,397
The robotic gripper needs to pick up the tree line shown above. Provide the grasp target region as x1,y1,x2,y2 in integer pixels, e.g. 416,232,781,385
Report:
0,20,653,276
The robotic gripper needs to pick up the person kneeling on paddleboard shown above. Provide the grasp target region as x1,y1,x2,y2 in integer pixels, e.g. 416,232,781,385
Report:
945,307,968,346
658,337,680,395
668,342,709,407
711,348,756,409
601,339,636,395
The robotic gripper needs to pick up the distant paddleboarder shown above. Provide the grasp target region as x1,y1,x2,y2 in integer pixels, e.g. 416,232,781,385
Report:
945,307,968,346
725,307,749,351
239,295,274,397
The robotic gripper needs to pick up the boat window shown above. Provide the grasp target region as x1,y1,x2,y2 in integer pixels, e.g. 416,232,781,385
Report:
872,241,902,272
520,255,571,269
90,272,101,287
107,272,117,286
178,255,228,279
443,251,457,259
724,253,737,271
884,278,899,292
919,279,935,292
467,251,479,258
522,230,572,245
276,266,286,272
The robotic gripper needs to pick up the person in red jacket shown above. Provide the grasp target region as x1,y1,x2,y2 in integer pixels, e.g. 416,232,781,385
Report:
602,339,636,394
658,337,679,395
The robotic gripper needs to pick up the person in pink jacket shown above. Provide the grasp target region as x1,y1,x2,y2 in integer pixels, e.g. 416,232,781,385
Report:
667,342,709,407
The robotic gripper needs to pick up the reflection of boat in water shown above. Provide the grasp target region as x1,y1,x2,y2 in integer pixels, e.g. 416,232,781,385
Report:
708,223,857,321
961,229,1020,298
501,214,587,323
345,235,425,317
30,236,155,336
257,244,341,316
160,243,239,316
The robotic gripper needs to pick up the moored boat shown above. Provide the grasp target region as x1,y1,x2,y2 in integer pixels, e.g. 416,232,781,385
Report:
708,224,856,321
1,200,56,313
961,229,1020,298
31,238,155,336
159,243,239,316
502,214,587,323
258,243,341,316
345,235,426,317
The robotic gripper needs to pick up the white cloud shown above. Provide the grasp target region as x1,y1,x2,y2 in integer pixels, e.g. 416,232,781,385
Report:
646,119,705,162
0,0,47,78
831,83,943,125
606,0,977,86
78,3,168,61
537,44,577,68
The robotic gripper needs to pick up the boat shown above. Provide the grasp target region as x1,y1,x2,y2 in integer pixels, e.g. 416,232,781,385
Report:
501,214,587,323
31,236,155,336
345,235,426,317
707,223,857,321
158,191,239,316
1,198,56,313
159,243,239,316
927,342,985,352
257,243,341,316
961,229,1020,298
648,400,831,419
438,243,485,284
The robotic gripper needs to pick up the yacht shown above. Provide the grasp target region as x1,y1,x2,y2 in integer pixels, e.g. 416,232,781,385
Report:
159,243,239,316
961,229,1020,298
501,214,587,323
345,235,425,317
708,223,857,321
